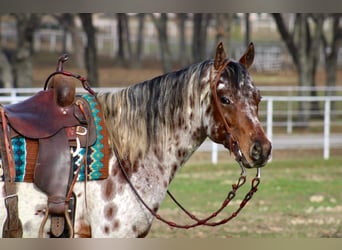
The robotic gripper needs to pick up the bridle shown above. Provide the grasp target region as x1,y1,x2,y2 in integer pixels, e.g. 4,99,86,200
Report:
209,59,259,177
114,60,261,228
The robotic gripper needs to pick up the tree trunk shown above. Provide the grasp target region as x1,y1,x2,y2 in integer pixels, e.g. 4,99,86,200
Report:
151,13,172,73
12,14,40,88
0,47,13,88
124,14,132,62
59,13,73,53
134,13,145,67
308,15,324,117
272,13,299,67
70,15,84,69
245,13,251,47
192,13,210,62
116,13,132,67
272,13,324,125
177,13,188,67
215,13,233,56
323,15,341,96
117,13,125,65
79,13,98,87
322,14,342,113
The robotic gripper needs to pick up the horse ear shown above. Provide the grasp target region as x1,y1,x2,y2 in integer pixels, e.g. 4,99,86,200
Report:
239,42,254,69
214,42,227,70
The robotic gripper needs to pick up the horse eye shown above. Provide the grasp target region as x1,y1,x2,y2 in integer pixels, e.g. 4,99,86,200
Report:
220,96,231,105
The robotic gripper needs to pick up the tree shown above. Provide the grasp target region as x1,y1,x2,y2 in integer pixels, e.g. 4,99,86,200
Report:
79,13,99,86
12,14,40,88
245,13,251,47
192,13,211,62
150,13,172,73
116,13,132,66
177,13,188,67
272,13,324,124
54,14,84,69
0,46,13,88
321,14,342,98
214,13,234,55
134,13,146,67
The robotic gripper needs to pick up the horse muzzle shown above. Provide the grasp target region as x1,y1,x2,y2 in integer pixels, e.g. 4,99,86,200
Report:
248,139,272,168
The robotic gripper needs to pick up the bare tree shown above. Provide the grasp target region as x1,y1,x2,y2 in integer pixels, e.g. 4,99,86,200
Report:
177,13,188,67
214,13,234,55
0,46,13,88
116,13,133,66
134,13,145,67
272,13,324,124
54,14,84,69
321,14,342,98
192,13,211,62
245,13,251,47
150,13,172,73
12,14,40,88
79,13,98,87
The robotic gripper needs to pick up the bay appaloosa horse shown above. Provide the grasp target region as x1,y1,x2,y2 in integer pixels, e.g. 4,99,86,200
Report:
0,42,271,237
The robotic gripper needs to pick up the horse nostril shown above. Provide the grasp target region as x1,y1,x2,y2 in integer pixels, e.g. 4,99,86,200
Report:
250,142,262,161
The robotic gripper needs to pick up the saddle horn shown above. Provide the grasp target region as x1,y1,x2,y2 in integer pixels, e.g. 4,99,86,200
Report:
57,54,69,72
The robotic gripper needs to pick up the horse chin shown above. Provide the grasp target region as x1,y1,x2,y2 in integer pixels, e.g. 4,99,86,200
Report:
233,148,268,170
241,157,266,169
238,153,255,169
239,152,268,169
221,139,267,169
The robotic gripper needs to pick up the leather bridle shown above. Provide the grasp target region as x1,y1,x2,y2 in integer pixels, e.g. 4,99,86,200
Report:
209,59,259,176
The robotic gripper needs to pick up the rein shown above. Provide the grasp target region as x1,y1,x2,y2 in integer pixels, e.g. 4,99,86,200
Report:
114,60,261,229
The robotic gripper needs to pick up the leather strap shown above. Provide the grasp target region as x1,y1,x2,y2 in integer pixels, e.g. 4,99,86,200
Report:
0,107,23,238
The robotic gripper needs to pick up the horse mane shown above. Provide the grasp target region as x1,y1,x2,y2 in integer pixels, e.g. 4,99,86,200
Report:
96,60,212,162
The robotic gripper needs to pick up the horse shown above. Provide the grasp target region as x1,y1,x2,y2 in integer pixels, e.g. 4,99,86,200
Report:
0,42,271,238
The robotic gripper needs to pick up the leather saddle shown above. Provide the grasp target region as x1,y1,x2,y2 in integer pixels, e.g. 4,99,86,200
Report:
0,55,98,237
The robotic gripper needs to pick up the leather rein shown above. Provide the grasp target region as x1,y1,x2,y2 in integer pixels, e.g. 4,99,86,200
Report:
114,59,261,229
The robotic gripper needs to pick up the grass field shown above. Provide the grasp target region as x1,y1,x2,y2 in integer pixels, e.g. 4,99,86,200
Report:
148,152,342,238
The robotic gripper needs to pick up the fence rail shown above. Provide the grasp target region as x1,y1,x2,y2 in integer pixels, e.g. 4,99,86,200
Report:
0,87,341,163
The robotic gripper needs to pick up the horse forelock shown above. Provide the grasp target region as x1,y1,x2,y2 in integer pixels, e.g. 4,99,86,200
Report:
230,61,257,92
96,61,211,163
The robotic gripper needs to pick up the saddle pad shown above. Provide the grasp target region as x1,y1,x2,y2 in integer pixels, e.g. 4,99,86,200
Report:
72,94,110,181
0,94,110,183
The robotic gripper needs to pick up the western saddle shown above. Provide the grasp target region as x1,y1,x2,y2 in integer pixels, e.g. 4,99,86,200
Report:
0,55,99,238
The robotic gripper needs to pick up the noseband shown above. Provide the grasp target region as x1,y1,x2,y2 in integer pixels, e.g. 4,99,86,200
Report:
114,60,261,229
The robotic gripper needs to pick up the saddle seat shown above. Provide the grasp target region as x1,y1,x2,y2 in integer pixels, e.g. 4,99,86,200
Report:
5,74,95,142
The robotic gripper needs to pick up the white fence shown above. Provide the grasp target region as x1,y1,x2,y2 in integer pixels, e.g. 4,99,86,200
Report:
263,95,342,159
0,87,341,163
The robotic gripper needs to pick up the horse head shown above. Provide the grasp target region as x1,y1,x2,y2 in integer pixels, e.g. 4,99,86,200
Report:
204,42,272,169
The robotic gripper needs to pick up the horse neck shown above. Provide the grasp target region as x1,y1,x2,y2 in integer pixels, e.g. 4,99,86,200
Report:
96,67,209,171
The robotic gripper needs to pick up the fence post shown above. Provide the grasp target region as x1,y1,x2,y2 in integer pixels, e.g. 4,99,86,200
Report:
10,88,17,104
212,142,218,165
287,98,293,134
323,99,331,160
266,98,273,143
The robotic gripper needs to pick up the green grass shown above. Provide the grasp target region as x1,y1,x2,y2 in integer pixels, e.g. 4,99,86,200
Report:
148,156,342,238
